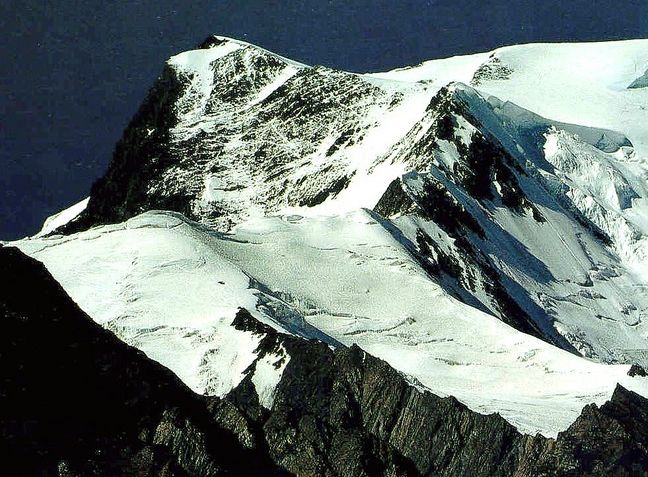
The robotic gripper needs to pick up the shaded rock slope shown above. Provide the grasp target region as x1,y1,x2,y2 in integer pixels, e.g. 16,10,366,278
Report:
3,246,648,476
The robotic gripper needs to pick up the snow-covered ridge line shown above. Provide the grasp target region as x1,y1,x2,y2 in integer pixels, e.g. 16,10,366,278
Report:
202,35,648,80
370,38,648,80
35,197,89,238
369,37,648,165
11,209,648,437
198,34,310,69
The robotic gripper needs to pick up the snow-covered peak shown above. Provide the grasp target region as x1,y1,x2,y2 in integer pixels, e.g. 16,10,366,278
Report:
197,34,310,68
167,35,310,84
22,35,648,442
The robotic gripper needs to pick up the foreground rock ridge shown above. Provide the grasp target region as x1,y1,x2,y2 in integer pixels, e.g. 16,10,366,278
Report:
3,246,648,476
6,35,648,474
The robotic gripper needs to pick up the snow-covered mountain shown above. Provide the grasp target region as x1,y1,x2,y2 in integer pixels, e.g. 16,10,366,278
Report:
7,35,648,473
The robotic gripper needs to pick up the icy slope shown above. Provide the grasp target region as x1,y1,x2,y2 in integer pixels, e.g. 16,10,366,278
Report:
12,210,648,437
13,211,332,398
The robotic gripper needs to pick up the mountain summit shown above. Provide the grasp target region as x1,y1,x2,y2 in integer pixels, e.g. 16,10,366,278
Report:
6,36,648,475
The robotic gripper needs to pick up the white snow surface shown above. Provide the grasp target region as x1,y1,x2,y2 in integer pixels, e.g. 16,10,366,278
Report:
367,51,491,89
251,344,290,409
11,210,648,437
14,212,270,397
35,197,89,238
372,39,648,163
211,210,648,436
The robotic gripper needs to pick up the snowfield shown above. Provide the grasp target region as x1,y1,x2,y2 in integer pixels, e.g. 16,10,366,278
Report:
16,212,265,397
9,36,648,439
371,39,648,167
11,210,648,437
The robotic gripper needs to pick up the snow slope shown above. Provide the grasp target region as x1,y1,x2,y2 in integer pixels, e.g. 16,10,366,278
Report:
370,39,648,162
11,210,648,437
209,210,648,436
368,51,490,89
13,211,313,398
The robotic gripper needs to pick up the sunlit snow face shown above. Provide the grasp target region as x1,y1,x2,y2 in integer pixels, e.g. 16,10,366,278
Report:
13,207,648,438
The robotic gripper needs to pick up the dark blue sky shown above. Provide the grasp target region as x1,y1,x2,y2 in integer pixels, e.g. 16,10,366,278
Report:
2,0,647,239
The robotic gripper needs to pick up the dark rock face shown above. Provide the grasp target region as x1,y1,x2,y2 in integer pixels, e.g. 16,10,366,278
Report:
531,386,648,476
373,173,550,343
62,63,187,234
628,364,648,377
3,246,648,476
224,309,648,477
470,55,514,86
230,317,523,477
628,69,648,89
